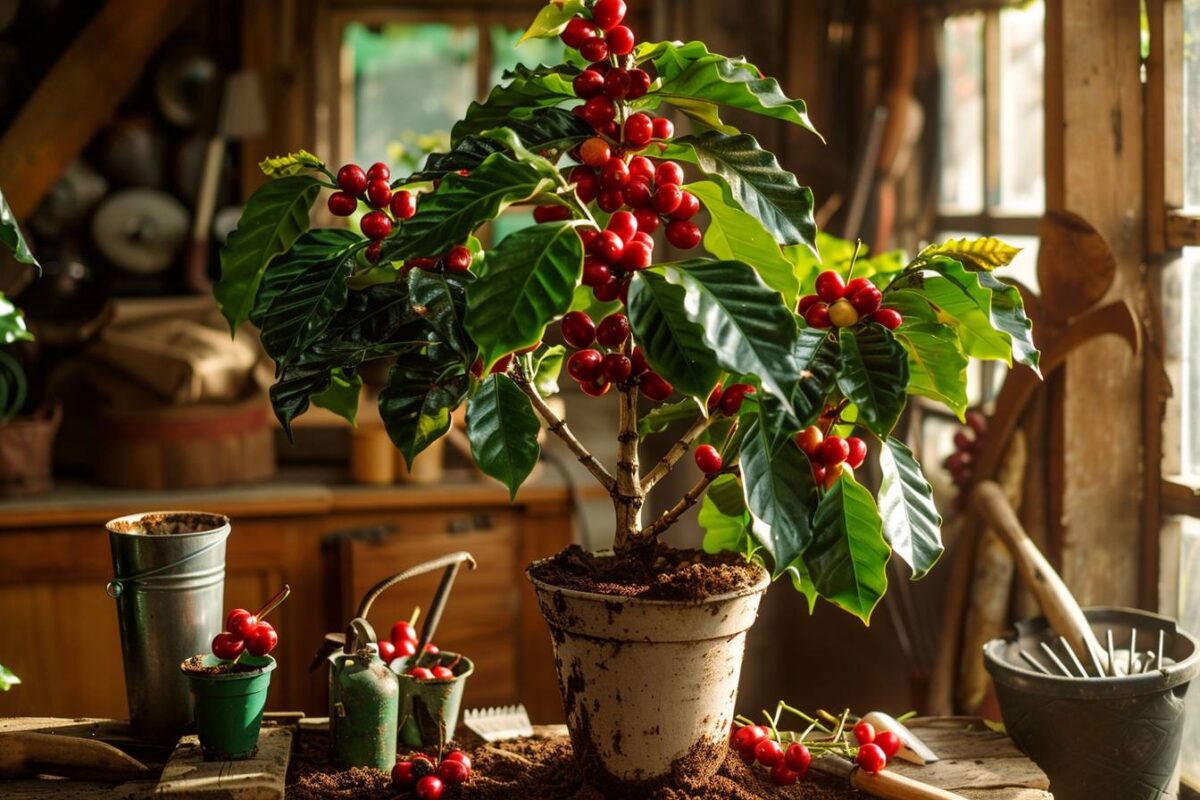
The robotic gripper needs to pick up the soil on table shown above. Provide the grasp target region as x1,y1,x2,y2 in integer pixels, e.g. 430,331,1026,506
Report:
286,730,862,800
180,655,262,676
108,511,228,535
527,544,766,601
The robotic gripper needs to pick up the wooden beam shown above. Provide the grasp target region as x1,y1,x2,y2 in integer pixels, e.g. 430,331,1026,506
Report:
0,0,199,221
1043,0,1146,607
1165,211,1200,249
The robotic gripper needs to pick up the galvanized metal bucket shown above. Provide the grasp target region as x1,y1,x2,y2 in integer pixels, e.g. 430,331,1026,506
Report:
107,511,231,741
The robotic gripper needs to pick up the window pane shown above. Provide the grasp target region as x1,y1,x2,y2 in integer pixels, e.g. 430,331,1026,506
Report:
1165,516,1200,784
343,22,479,174
1184,0,1200,209
489,25,565,87
1163,249,1200,480
998,3,1044,214
940,14,985,214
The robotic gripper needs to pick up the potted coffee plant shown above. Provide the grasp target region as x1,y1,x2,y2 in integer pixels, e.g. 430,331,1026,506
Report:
215,0,1038,793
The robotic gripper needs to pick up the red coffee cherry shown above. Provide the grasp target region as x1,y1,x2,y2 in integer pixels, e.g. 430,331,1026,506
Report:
561,311,596,348
623,113,654,147
596,313,630,347
815,270,847,302
365,242,382,263
622,178,653,208
804,302,831,329
655,160,685,187
783,742,811,776
366,179,392,208
360,211,393,240
694,444,723,474
561,17,598,48
328,191,358,217
603,353,633,383
771,763,799,786
597,189,624,213
652,117,674,139
665,220,701,249
853,721,876,745
607,211,638,243
603,68,632,100
579,38,608,62
533,204,571,223
819,435,850,466
594,230,625,262
567,349,604,382
573,68,605,99
337,163,368,195
630,346,649,376
628,156,656,182
570,167,600,203
640,372,673,401
601,157,630,190
582,257,612,288
718,383,755,415
653,184,683,215
633,207,660,234
582,95,616,126
871,308,903,329
856,743,886,774
592,0,627,30
444,245,472,273
754,738,784,767
851,285,883,315
627,68,651,98
668,191,700,220
618,240,653,270
593,276,623,301
875,731,901,760
606,25,635,56
580,137,611,167
846,437,867,469
366,162,390,182
797,293,821,314
390,189,416,220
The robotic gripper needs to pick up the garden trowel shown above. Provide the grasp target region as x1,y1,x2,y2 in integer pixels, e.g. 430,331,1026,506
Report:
860,711,939,765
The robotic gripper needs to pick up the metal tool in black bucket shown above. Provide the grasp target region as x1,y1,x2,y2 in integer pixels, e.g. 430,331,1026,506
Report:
319,551,476,770
974,481,1200,800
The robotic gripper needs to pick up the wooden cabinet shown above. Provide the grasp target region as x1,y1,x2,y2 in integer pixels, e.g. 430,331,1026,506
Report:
0,475,574,724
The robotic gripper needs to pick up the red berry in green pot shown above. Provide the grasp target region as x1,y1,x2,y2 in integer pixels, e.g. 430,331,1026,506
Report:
754,738,784,767
596,313,630,347
815,270,846,302
603,68,631,100
360,210,392,240
390,189,416,220
771,763,799,786
607,211,638,243
395,638,417,658
640,372,674,401
392,761,416,788
652,117,674,140
580,377,611,397
871,308,903,329
828,298,860,327
409,667,434,680
633,207,660,234
853,721,876,745
804,302,831,328
561,16,597,48
337,163,368,194
851,285,883,315
606,25,635,55
719,383,755,415
592,0,626,29
653,184,683,215
580,137,611,167
846,437,867,469
622,178,653,208
212,632,245,661
562,311,596,347
783,742,811,775
603,353,633,383
601,157,630,190
327,191,357,216
573,68,605,98
627,67,651,98
391,620,417,645
568,349,604,382
875,731,901,760
619,240,653,270
582,257,612,288
423,643,439,655
378,640,396,662
856,743,886,774
655,160,685,187
668,191,700,220
415,774,444,800
665,220,701,249
226,608,257,639
366,179,391,208
623,113,654,147
820,435,850,466
438,758,470,785
444,245,472,273
795,425,823,456
582,95,616,127
694,444,723,474
579,37,608,62
595,230,625,262
245,621,278,657
431,665,454,679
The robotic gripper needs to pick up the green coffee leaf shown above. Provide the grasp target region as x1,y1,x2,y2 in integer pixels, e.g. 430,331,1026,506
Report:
804,474,891,623
877,437,943,580
258,150,325,178
700,474,754,555
919,236,1021,272
519,1,588,44
311,369,362,425
627,270,722,400
0,188,38,271
381,355,471,469
740,417,818,576
466,373,541,499
532,345,566,396
638,398,703,436
0,294,32,345
836,325,909,437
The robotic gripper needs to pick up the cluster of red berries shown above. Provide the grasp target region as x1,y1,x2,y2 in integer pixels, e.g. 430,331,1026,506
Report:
392,750,472,799
377,617,440,665
327,160,474,273
729,724,812,786
798,271,902,331
945,409,987,505
852,721,901,774
560,310,672,400
795,425,867,489
689,383,757,474
211,604,280,661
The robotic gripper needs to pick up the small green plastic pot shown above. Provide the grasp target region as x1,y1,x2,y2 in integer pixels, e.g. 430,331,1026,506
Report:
393,651,474,746
181,654,276,760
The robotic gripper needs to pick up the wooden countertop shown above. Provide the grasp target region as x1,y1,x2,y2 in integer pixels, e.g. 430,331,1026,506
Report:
0,467,595,529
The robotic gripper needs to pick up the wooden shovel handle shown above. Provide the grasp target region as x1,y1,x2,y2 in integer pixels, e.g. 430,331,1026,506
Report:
972,480,1104,670
851,767,969,800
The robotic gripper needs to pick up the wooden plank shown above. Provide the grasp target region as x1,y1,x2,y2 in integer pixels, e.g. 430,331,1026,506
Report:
1166,211,1200,249
0,0,200,220
156,727,292,800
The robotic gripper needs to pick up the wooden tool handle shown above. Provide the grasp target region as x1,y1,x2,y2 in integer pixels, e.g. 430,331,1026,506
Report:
0,731,149,780
852,767,969,800
972,480,1105,671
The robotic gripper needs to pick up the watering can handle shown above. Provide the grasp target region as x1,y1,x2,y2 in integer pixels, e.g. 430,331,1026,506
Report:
972,481,1107,673
355,550,476,631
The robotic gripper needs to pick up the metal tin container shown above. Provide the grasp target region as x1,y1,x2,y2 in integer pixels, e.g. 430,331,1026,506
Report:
107,511,230,741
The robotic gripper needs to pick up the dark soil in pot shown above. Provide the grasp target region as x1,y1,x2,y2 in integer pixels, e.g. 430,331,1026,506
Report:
526,544,765,600
286,729,862,799
180,655,264,676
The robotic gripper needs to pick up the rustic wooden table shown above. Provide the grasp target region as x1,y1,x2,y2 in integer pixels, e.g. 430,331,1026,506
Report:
0,715,1052,799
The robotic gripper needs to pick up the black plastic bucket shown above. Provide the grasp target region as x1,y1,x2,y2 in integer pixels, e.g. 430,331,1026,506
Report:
984,607,1200,800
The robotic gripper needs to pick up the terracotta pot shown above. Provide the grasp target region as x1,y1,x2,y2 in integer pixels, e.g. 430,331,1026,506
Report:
0,405,60,497
528,560,770,796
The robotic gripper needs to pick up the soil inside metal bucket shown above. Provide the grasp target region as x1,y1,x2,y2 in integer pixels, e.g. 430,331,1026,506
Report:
527,544,766,601
108,511,229,535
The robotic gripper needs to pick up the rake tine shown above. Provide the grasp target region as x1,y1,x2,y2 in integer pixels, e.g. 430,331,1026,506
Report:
1128,628,1138,677
1039,641,1074,677
1019,649,1053,675
1058,636,1089,677
1107,629,1117,676
1158,630,1165,670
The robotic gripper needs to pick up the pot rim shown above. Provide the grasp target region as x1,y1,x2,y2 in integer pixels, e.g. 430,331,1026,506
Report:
394,652,476,684
526,554,771,606
181,653,276,682
107,510,232,538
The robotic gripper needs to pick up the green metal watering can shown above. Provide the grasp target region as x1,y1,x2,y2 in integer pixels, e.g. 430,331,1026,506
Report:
319,551,476,770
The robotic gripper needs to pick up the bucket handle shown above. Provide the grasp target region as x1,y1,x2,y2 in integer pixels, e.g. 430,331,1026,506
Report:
105,531,231,598
346,551,476,655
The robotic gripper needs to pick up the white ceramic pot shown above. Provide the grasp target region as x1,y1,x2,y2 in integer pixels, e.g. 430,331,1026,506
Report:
528,560,770,796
